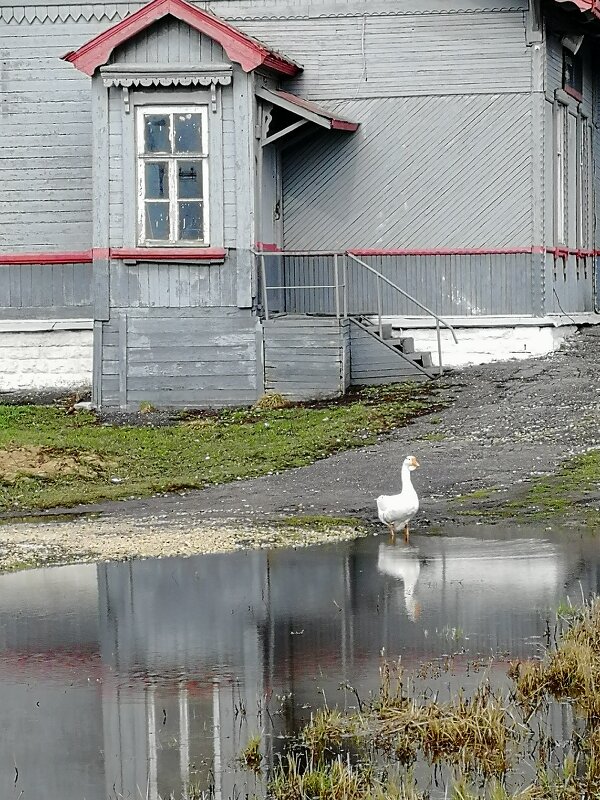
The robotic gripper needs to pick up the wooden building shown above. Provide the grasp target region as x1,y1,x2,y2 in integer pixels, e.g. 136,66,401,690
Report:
0,0,599,407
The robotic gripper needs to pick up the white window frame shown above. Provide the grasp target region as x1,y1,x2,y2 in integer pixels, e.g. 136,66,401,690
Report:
554,102,567,246
136,105,210,247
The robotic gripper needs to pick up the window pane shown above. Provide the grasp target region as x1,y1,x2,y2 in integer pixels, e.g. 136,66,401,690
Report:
174,113,203,153
178,161,202,199
145,202,170,240
144,114,171,153
144,162,169,199
178,201,203,240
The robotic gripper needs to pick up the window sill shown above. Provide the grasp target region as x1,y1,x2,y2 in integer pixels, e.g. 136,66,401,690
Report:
111,247,227,264
554,88,581,108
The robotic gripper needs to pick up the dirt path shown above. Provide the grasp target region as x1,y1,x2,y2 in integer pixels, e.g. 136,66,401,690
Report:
1,325,599,568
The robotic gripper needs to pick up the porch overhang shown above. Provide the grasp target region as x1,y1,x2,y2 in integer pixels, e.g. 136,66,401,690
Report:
61,0,301,77
257,88,359,137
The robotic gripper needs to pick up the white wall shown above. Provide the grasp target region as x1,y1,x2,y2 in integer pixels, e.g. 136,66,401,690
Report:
0,321,93,394
394,323,578,368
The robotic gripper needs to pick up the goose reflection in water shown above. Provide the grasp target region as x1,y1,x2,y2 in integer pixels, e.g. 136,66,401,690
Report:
377,542,423,621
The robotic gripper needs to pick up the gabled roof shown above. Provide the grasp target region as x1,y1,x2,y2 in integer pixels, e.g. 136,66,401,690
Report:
62,0,301,77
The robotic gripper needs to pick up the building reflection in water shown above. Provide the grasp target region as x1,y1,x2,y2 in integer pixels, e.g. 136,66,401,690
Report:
0,528,596,799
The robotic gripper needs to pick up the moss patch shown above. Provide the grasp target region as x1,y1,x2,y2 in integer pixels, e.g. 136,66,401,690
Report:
453,451,600,525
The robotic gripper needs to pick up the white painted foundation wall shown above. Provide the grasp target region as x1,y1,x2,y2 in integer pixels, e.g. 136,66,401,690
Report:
388,316,594,368
0,321,93,395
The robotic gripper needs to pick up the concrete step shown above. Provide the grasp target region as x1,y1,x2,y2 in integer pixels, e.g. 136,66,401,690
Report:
349,316,438,384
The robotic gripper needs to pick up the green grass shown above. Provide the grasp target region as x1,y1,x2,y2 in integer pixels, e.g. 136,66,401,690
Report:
0,384,442,512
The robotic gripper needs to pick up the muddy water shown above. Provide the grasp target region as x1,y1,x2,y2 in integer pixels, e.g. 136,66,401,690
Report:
0,525,597,800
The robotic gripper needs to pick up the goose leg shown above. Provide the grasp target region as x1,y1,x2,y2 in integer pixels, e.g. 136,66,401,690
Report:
387,523,396,542
403,524,410,544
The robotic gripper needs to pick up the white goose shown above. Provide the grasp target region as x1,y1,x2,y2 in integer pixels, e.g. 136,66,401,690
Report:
376,455,420,542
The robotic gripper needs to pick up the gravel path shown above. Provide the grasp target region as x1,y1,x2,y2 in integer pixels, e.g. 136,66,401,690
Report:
1,325,599,569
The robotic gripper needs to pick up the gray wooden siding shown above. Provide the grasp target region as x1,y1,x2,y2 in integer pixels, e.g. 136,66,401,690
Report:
99,307,258,408
263,316,349,400
279,253,537,317
109,259,237,308
237,9,531,100
283,94,534,250
109,17,227,63
547,253,594,313
108,89,124,247
0,19,109,252
0,263,93,318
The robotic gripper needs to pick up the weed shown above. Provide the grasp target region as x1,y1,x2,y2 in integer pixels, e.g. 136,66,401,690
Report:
253,393,290,410
138,401,156,414
241,734,263,772
419,432,446,442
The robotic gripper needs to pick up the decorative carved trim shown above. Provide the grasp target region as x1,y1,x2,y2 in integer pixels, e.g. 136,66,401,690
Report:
224,5,530,20
0,2,530,25
0,4,139,24
101,66,233,88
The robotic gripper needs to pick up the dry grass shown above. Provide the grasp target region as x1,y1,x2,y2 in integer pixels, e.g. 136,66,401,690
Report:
269,753,422,800
270,600,600,800
511,599,600,723
253,392,291,410
0,445,114,483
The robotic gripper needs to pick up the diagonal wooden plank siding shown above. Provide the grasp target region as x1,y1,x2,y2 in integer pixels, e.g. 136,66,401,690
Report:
282,94,534,250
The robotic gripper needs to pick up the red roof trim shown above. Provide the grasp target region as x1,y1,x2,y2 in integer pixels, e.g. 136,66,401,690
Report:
61,0,300,77
271,89,359,131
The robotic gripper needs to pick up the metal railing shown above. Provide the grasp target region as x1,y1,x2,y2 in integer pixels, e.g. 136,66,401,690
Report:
256,249,458,374
346,253,458,375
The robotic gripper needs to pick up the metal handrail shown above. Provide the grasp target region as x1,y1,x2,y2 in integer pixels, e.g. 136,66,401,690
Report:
255,249,458,376
346,253,458,375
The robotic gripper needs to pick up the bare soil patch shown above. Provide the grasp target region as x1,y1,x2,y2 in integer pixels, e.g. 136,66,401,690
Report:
0,446,113,483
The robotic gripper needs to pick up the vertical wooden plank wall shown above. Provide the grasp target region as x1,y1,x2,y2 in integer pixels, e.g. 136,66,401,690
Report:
0,263,93,318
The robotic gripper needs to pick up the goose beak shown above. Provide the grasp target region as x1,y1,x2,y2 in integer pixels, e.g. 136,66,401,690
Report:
412,457,420,468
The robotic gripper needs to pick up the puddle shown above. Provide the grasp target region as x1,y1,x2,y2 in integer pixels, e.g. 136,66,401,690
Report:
0,525,596,799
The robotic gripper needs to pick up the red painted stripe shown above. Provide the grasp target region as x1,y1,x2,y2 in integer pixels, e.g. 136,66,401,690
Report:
0,251,93,265
255,242,281,252
111,247,227,260
348,247,540,257
1,246,597,266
